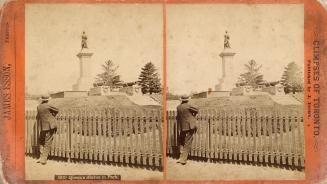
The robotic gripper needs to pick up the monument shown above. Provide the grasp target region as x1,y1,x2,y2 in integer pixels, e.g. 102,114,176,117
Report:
215,31,237,91
72,31,94,91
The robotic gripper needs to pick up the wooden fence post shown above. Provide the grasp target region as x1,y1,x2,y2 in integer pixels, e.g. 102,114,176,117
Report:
159,110,163,167
68,110,71,162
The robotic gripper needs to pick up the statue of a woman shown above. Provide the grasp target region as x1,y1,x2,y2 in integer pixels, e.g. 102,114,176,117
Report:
81,31,88,49
224,31,231,49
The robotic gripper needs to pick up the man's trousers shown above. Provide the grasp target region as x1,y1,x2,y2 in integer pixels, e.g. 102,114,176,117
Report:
39,129,55,162
179,129,196,163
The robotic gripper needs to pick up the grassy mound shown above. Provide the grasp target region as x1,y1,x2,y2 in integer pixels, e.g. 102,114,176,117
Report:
46,95,161,111
187,95,303,112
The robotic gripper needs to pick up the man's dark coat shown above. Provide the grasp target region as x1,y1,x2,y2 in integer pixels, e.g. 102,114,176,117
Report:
36,103,59,131
176,102,199,131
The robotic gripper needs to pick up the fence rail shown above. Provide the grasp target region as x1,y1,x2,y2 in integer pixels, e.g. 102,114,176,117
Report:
167,108,304,168
25,108,163,169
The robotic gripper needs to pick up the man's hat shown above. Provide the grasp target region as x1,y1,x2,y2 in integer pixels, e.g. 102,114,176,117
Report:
40,95,50,102
180,95,190,102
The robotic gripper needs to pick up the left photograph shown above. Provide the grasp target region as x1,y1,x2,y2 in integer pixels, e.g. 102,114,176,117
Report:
25,4,163,180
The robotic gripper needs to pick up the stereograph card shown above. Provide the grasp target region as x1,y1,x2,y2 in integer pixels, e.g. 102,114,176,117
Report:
0,0,326,183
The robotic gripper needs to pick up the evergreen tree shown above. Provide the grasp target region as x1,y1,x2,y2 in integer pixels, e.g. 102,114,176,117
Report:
95,60,122,87
138,62,162,94
237,59,265,87
281,62,304,93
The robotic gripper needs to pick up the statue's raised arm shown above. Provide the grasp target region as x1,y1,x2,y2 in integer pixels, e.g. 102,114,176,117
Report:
224,31,231,49
81,31,88,49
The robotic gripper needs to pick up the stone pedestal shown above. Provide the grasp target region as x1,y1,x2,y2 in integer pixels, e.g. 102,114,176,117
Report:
215,48,236,91
119,85,142,96
231,86,253,96
72,49,93,91
262,84,285,95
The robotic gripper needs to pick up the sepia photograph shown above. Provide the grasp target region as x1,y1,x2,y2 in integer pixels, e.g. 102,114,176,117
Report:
166,4,305,180
25,4,163,180
0,0,327,183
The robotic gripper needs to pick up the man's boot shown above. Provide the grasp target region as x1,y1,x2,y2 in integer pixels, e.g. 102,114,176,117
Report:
39,145,49,165
39,153,47,165
36,145,44,163
177,145,184,163
177,145,187,165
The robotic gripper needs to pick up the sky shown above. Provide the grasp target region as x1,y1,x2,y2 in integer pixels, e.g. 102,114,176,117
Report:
167,4,304,95
26,4,304,96
26,4,163,95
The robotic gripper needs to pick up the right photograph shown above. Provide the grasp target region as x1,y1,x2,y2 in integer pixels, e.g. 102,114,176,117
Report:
166,4,305,180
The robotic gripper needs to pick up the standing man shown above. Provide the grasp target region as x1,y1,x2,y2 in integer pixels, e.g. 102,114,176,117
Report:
176,95,199,165
36,95,59,165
